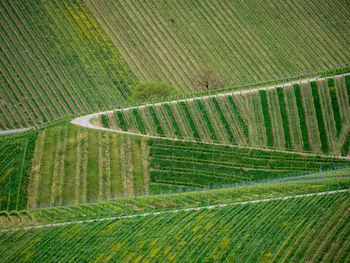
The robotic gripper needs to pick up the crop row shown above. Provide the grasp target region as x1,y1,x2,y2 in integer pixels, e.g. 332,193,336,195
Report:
1,190,348,262
0,0,135,129
99,74,349,155
147,139,348,188
259,90,274,147
310,81,329,153
1,165,348,227
0,134,36,211
292,84,310,151
21,123,148,209
86,0,349,90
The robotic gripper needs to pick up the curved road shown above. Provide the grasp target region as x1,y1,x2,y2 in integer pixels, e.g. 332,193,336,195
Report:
71,73,350,160
0,127,32,135
1,73,349,161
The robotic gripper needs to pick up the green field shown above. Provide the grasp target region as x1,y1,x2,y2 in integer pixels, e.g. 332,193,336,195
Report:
1,0,350,261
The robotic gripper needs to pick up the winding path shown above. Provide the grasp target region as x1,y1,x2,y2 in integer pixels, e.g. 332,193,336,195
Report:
71,73,350,160
0,127,32,135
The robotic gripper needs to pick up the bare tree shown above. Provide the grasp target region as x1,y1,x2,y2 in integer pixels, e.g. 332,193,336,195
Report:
193,65,227,91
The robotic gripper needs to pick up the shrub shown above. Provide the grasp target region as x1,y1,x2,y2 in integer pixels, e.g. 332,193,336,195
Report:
129,82,176,103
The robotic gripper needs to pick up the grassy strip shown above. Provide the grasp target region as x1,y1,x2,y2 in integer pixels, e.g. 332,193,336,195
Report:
194,99,218,141
292,84,310,151
100,114,109,128
227,95,248,139
276,88,292,150
327,78,342,135
163,104,182,138
259,90,274,147
310,81,329,154
179,101,200,140
210,97,236,144
147,106,164,137
115,111,127,131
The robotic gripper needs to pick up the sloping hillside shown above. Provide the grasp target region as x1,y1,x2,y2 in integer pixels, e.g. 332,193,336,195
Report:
0,0,135,130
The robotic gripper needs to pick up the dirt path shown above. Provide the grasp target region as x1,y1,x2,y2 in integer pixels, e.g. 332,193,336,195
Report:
71,73,350,160
0,127,32,135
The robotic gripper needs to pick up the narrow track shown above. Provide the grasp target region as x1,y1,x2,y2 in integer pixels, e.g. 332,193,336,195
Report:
1,189,347,233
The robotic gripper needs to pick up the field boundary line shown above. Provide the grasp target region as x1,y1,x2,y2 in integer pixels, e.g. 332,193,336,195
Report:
1,189,347,233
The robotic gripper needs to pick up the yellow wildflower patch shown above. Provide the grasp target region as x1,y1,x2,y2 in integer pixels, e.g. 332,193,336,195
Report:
219,237,230,247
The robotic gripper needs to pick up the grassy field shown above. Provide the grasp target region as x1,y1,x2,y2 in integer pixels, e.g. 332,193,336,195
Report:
86,0,350,90
98,74,350,156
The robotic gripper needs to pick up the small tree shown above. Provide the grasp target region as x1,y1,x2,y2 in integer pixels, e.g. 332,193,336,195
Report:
129,81,176,103
193,66,227,91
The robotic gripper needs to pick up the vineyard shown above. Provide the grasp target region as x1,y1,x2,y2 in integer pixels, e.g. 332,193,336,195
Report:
0,0,134,130
1,0,350,262
85,0,350,90
96,74,350,156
